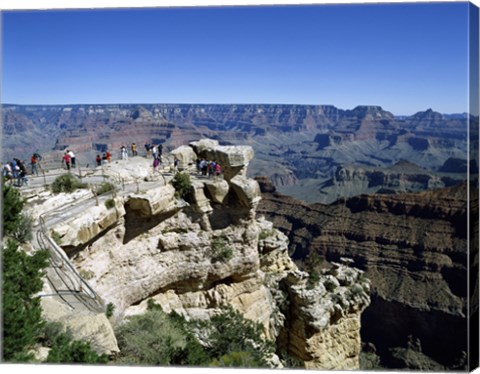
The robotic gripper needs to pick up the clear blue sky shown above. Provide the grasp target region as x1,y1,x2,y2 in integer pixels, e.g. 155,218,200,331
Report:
1,2,472,115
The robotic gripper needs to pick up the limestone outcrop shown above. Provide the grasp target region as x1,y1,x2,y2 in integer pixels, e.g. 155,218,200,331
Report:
26,140,371,369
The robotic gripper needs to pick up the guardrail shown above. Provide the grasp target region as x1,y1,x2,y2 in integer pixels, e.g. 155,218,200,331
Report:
36,189,109,313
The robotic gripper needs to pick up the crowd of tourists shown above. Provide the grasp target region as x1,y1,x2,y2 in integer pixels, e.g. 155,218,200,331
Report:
2,141,225,188
2,153,42,187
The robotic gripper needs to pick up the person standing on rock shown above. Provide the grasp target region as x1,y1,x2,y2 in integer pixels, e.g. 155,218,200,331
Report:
106,150,112,163
153,156,160,173
67,149,76,169
121,146,128,161
174,157,179,174
215,162,222,178
62,152,71,170
3,162,13,185
31,154,39,176
131,143,138,156
96,154,102,167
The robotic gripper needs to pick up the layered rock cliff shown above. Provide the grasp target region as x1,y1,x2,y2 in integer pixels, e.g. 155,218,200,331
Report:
256,177,476,369
4,104,469,205
23,140,371,369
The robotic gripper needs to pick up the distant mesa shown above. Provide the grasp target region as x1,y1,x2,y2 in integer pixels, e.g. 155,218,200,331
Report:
438,157,479,174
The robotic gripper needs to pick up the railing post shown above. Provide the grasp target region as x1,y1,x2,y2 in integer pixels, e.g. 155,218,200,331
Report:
42,170,47,187
93,186,99,206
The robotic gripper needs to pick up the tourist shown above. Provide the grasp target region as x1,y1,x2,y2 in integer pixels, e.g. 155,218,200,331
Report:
18,163,29,186
215,162,222,178
121,146,128,160
67,149,76,168
131,142,138,156
174,157,179,174
96,154,102,166
3,162,13,185
153,156,160,173
62,152,71,170
106,150,112,163
31,154,39,176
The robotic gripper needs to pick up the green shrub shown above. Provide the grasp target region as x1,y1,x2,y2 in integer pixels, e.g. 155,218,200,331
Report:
2,240,49,362
50,230,62,245
114,308,208,366
192,306,274,367
51,174,86,193
171,172,193,200
106,302,115,318
210,237,233,263
105,198,115,209
11,213,33,243
96,182,115,195
259,229,274,241
210,351,260,367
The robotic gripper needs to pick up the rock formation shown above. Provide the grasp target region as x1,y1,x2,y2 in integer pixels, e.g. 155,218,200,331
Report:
22,140,371,369
256,177,476,369
3,104,469,205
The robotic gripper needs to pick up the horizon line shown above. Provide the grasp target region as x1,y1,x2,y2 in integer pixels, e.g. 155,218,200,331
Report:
2,102,469,117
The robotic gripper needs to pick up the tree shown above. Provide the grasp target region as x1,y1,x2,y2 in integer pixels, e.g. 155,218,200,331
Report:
2,240,49,361
3,184,25,238
46,332,108,364
2,184,33,242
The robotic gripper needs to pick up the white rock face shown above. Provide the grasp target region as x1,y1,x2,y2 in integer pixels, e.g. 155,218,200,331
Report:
229,175,262,208
203,179,230,204
41,296,119,355
48,198,125,249
171,145,197,169
26,140,371,370
126,184,176,216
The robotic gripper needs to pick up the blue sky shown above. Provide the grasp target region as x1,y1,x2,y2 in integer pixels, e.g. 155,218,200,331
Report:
1,2,473,115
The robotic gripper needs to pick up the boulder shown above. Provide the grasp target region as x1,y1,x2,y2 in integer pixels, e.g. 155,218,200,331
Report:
189,139,219,155
49,197,125,249
203,179,230,204
190,180,213,214
229,175,261,208
171,145,197,170
126,184,176,216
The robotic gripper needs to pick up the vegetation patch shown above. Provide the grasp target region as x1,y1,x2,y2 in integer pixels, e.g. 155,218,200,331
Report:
210,237,233,263
105,198,115,209
50,230,62,245
171,172,193,200
96,182,116,195
105,302,115,318
259,229,274,241
113,301,273,368
51,174,87,193
305,251,323,289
